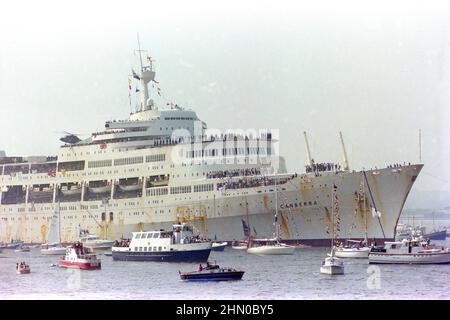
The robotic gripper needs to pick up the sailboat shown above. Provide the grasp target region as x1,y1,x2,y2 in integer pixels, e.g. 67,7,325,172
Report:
320,184,344,275
41,202,66,255
247,176,295,255
335,175,371,258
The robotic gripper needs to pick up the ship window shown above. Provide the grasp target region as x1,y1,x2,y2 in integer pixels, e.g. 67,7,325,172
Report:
135,234,142,239
147,233,153,238
158,246,162,251
134,247,138,251
153,233,159,238
139,247,143,251
153,247,157,251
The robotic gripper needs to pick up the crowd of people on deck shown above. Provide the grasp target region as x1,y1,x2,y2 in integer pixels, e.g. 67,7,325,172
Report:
16,261,28,270
387,162,411,168
115,239,131,247
305,162,340,173
182,234,205,244
216,174,297,191
207,168,261,179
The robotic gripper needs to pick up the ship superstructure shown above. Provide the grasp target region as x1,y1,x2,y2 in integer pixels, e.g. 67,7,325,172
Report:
0,43,422,245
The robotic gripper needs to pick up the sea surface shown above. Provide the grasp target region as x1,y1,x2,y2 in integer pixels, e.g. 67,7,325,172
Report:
1,239,450,300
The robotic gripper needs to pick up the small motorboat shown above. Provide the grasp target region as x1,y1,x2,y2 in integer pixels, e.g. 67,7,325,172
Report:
15,245,31,252
334,240,370,258
59,242,101,270
179,263,245,281
211,242,227,252
16,262,31,274
41,245,66,255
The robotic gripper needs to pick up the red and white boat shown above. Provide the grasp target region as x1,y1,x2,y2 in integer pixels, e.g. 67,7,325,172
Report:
59,242,101,270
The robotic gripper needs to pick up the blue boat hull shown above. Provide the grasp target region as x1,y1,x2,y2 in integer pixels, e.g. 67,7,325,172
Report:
112,248,211,262
180,271,244,281
423,230,447,241
211,245,226,252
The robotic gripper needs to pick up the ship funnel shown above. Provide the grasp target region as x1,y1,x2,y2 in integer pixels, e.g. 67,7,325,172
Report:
339,131,349,171
303,131,313,166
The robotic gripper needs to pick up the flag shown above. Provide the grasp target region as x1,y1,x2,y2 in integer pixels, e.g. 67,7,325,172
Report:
132,69,140,80
241,219,251,238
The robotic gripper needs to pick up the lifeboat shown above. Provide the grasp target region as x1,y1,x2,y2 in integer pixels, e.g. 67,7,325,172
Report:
88,182,110,194
60,184,82,196
59,242,101,270
118,181,143,192
149,176,169,187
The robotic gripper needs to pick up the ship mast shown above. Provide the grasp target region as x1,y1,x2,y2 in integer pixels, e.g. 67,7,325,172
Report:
135,33,156,112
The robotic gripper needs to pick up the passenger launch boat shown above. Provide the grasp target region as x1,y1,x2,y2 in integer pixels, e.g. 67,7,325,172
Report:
369,239,450,264
59,242,101,270
0,38,422,246
111,223,212,262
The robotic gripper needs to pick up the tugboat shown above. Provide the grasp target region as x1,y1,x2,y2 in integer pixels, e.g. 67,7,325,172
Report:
59,242,101,270
179,262,245,281
369,238,450,264
16,262,31,274
112,223,212,262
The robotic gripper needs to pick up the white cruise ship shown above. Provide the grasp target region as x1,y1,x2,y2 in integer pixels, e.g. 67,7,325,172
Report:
0,45,423,246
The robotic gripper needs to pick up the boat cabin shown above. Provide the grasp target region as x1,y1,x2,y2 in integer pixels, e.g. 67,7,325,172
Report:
128,223,201,252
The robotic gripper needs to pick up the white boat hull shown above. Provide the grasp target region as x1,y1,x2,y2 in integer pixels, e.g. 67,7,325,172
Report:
335,247,370,258
369,251,450,264
83,240,116,250
88,186,110,194
41,246,66,255
247,245,295,255
320,265,344,275
119,184,142,192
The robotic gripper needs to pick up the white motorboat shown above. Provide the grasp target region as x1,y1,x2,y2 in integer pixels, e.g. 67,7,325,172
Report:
79,234,115,250
335,245,370,258
41,244,66,255
320,184,344,275
369,238,450,264
247,177,294,256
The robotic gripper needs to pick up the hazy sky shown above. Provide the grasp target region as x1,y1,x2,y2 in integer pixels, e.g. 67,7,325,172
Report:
0,0,449,192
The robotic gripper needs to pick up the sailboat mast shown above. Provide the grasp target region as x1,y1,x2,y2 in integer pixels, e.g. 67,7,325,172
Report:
331,185,334,249
275,176,279,240
58,202,61,243
363,176,368,243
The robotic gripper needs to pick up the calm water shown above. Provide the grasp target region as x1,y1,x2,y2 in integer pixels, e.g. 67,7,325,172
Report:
1,239,450,300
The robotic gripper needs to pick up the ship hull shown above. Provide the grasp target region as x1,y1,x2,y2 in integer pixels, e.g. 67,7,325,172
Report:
111,248,211,262
0,165,422,246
